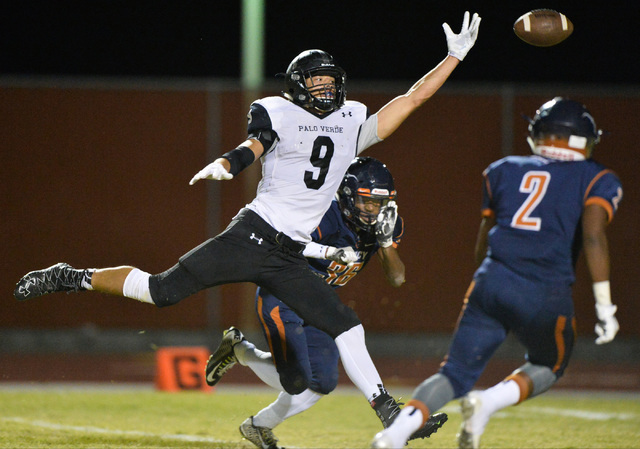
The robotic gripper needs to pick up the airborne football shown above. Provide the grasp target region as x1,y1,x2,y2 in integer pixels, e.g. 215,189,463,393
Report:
513,9,573,47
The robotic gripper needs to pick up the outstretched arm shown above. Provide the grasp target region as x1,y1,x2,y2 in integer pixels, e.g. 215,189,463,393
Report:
375,11,481,140
189,139,264,185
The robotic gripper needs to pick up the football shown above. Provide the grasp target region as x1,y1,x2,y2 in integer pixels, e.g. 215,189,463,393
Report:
513,9,573,47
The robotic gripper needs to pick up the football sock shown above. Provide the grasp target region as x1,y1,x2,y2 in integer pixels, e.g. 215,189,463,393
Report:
233,340,284,391
474,379,520,434
122,268,153,304
334,324,384,402
253,389,323,429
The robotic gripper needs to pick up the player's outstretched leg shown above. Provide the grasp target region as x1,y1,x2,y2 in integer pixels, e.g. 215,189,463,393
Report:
409,412,448,440
14,263,92,301
458,392,483,449
239,416,281,449
205,326,245,386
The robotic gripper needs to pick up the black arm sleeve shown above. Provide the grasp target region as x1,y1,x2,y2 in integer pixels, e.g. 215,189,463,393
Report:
221,146,255,175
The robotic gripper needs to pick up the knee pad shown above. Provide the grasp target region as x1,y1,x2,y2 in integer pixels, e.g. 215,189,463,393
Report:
310,367,339,395
275,354,313,396
512,362,558,397
412,373,456,412
279,371,310,396
306,327,340,394
149,263,203,307
312,378,338,395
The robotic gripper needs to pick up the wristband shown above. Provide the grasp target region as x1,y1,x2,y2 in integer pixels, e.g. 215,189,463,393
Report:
302,242,330,259
593,281,612,306
221,145,255,175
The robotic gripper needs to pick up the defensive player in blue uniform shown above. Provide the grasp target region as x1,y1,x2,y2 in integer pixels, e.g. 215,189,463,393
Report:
371,98,623,449
205,157,447,449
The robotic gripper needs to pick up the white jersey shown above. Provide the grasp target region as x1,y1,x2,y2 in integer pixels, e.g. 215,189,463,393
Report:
244,96,381,243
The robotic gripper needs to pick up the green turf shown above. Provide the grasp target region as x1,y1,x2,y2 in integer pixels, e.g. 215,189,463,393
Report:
0,385,638,448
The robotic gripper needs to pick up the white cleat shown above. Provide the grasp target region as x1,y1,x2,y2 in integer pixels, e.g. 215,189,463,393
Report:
458,392,483,449
370,430,396,449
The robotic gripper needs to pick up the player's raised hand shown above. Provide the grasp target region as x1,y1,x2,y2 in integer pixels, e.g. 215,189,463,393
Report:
189,161,233,185
594,303,619,345
443,11,481,61
375,201,398,248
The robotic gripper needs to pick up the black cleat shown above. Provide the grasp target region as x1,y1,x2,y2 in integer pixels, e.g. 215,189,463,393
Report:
371,391,403,428
14,263,89,301
408,412,448,441
205,327,245,386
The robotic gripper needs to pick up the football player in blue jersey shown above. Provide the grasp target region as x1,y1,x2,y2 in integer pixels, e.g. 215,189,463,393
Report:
204,157,447,449
371,97,623,449
14,12,480,434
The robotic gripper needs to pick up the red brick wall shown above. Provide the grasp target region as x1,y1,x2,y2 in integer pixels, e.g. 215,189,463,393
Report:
2,85,638,337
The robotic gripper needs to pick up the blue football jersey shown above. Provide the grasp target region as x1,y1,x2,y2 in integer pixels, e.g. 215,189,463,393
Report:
307,200,404,287
479,155,622,284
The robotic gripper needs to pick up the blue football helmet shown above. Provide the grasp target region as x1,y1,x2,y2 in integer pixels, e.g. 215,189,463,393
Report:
338,157,397,233
283,49,346,113
527,97,602,160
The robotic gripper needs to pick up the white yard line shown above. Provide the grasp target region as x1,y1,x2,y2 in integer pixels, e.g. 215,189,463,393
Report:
1,417,226,444
523,406,636,421
440,404,637,421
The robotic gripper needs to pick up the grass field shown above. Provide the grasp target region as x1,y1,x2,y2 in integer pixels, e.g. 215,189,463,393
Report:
1,384,638,448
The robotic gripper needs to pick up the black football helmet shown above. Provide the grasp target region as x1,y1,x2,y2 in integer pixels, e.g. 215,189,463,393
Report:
283,49,346,113
338,157,397,233
527,97,602,160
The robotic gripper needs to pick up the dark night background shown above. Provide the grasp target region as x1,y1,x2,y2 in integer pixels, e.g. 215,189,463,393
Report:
1,1,638,84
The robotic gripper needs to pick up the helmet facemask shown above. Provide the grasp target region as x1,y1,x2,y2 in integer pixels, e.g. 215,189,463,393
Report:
338,157,397,233
283,50,346,113
350,193,392,230
305,70,340,112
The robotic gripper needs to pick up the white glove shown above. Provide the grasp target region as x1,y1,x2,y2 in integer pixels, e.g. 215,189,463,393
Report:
595,304,619,345
325,246,358,266
303,242,358,266
442,11,481,61
189,161,233,185
375,201,398,248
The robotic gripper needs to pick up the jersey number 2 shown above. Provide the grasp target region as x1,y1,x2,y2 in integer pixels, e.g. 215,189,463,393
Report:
511,171,550,231
304,136,334,190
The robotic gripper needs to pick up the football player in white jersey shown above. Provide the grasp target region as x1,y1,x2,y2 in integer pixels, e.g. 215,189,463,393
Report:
14,11,480,433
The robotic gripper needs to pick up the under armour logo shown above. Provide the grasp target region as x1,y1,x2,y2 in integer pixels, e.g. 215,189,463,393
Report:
342,111,352,117
250,233,263,244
